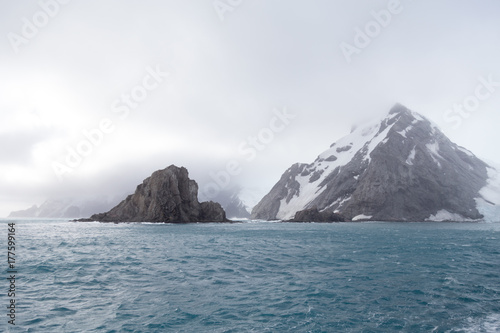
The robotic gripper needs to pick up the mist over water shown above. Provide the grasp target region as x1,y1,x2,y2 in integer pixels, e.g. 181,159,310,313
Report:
3,219,499,332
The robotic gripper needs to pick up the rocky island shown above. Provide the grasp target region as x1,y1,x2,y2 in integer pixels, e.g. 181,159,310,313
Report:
81,165,228,223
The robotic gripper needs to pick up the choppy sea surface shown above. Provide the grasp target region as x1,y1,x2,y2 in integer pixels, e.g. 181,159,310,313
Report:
1,219,500,332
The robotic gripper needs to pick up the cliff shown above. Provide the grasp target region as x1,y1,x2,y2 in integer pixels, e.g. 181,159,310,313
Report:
88,165,228,223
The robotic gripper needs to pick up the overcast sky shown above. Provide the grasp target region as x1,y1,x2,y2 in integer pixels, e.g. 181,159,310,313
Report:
1,0,500,216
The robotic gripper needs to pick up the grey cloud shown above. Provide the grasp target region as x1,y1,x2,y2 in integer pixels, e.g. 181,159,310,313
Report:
1,0,500,215
0,128,55,164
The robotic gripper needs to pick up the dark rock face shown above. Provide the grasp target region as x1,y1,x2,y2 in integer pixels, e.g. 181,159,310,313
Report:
290,207,345,222
252,104,491,222
89,165,228,223
199,201,227,222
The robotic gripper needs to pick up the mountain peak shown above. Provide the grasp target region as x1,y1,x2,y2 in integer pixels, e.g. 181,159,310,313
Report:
388,103,411,116
386,103,430,126
252,105,495,222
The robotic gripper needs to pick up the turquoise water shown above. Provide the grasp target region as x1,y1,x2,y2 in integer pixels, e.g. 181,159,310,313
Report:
2,219,500,332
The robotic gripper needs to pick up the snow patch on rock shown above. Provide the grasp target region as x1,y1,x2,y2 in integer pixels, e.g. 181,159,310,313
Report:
397,125,413,138
426,142,442,168
426,210,473,222
276,173,326,220
477,166,500,222
406,146,416,165
352,214,372,221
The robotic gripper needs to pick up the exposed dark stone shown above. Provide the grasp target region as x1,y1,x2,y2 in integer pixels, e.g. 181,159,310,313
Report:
199,201,227,222
336,145,352,153
84,165,228,223
309,170,324,183
301,169,312,177
290,207,345,222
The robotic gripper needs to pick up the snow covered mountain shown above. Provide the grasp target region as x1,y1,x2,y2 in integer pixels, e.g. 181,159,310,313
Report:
252,104,500,222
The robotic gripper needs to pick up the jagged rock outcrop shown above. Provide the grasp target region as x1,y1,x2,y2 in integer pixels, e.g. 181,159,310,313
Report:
87,165,228,223
290,207,345,222
252,103,498,222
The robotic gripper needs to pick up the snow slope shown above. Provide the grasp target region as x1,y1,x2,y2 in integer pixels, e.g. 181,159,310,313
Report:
275,112,400,220
476,166,500,222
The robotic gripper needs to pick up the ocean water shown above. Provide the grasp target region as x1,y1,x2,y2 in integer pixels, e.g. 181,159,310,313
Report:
1,219,500,332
